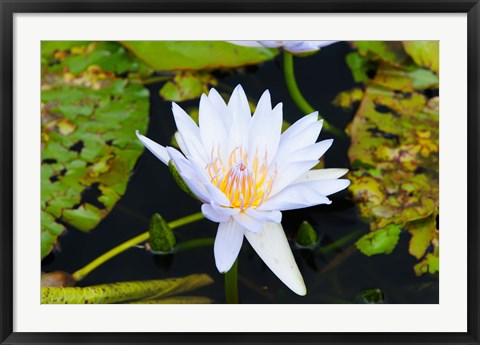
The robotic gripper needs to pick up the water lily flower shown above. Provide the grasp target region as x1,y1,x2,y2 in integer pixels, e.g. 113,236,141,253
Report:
136,85,349,295
228,40,339,54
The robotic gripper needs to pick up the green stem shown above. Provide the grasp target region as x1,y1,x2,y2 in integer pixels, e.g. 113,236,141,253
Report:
283,51,344,138
72,212,205,281
175,237,214,253
316,229,363,255
141,75,172,85
225,258,239,304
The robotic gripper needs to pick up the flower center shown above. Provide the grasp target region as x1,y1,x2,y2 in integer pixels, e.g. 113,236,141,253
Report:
206,146,276,209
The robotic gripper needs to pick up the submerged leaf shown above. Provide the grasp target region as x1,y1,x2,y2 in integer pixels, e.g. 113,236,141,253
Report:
41,274,214,304
354,288,385,304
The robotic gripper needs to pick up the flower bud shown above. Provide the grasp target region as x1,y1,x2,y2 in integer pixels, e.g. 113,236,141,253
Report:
148,213,176,254
354,288,385,304
295,221,319,248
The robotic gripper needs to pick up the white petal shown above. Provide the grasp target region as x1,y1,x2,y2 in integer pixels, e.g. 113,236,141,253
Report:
201,204,230,223
211,202,240,216
172,103,209,165
257,40,283,48
199,94,228,160
280,111,318,143
249,99,282,165
214,219,245,273
233,212,264,233
269,160,320,197
253,90,272,116
228,85,251,122
278,139,333,167
291,179,351,196
259,183,332,211
205,183,231,206
245,209,282,223
295,168,349,183
275,120,323,162
245,222,306,296
174,131,188,157
135,131,169,165
227,85,251,152
207,88,231,130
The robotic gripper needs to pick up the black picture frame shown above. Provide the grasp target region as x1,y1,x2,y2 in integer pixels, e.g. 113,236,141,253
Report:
1,1,479,344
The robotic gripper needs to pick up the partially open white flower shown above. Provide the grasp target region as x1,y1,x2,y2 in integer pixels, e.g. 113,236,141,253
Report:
136,85,349,296
228,40,339,54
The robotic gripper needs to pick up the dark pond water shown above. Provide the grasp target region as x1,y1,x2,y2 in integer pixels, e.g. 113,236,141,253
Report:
42,42,439,304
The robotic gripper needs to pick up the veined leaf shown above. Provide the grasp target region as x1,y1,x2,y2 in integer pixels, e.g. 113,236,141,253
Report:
41,274,214,304
41,43,150,259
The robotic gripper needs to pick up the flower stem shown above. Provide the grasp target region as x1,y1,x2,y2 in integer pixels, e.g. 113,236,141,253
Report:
283,51,344,138
71,212,205,281
175,237,214,253
141,75,172,85
316,229,363,255
225,258,239,304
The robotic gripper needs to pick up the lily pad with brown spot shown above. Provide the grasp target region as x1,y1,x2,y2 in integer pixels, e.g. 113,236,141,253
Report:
41,43,150,259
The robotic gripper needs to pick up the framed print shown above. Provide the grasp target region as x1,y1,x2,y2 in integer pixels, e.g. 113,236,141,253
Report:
1,1,479,344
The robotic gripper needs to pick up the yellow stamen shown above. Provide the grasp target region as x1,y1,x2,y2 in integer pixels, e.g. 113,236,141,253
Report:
206,146,276,209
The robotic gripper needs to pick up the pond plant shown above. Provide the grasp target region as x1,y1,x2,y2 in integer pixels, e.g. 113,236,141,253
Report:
41,40,439,304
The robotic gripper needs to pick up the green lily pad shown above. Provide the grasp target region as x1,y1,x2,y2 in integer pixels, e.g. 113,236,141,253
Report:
121,41,278,71
406,216,437,259
355,224,402,256
160,71,217,102
345,51,378,83
414,252,439,276
403,41,439,73
354,41,413,67
41,274,214,304
373,63,439,91
43,41,153,77
41,44,150,259
332,88,364,110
